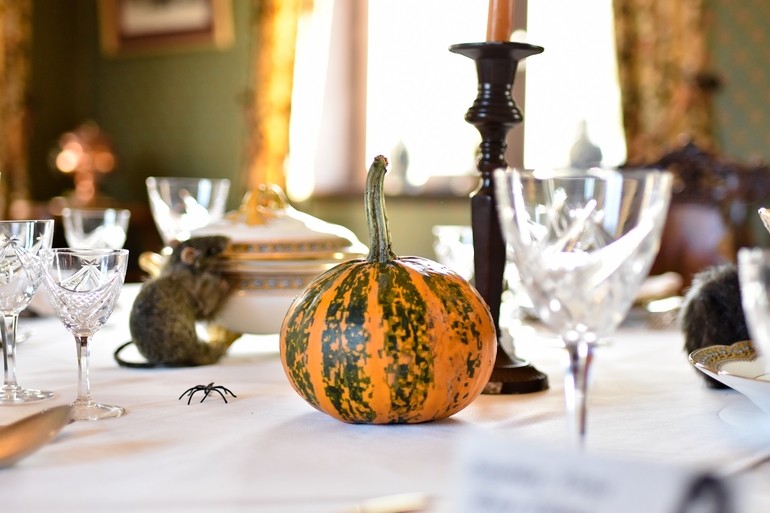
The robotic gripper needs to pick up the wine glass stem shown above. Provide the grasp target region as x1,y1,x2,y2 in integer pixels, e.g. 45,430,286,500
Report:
563,339,595,447
75,335,92,405
1,314,20,389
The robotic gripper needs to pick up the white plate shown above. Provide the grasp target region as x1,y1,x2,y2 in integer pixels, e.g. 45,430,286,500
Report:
689,341,770,415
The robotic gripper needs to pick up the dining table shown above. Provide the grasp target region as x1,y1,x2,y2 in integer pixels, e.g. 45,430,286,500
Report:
1,283,769,513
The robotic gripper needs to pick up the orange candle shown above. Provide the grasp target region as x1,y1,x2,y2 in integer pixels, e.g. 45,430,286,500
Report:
486,0,515,42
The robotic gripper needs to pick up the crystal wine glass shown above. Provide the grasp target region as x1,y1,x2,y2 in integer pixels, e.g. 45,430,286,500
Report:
495,168,672,445
0,220,55,404
737,247,770,374
146,177,230,246
42,248,128,420
62,208,130,249
432,225,475,281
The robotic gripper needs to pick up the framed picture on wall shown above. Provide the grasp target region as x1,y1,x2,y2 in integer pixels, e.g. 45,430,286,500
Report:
98,0,234,57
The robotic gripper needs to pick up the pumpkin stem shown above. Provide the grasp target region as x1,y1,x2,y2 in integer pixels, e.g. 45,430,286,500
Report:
365,155,397,263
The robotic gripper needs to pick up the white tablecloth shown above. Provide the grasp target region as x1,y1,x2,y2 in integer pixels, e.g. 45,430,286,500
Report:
1,284,769,513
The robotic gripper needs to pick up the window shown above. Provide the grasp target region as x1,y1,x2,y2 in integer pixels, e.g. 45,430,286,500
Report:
287,0,625,201
365,0,488,195
524,0,626,169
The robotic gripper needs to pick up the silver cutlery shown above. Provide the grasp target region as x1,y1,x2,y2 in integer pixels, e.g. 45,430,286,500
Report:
0,404,73,468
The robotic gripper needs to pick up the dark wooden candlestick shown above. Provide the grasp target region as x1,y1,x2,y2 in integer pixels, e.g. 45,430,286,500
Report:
449,41,548,394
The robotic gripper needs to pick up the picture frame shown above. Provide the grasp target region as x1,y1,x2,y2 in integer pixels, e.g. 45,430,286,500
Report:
98,0,234,57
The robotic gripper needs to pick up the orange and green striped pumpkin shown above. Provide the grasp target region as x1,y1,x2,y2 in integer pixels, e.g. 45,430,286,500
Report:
279,155,497,424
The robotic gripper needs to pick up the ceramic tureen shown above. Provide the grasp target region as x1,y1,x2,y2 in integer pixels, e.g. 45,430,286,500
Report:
191,184,367,335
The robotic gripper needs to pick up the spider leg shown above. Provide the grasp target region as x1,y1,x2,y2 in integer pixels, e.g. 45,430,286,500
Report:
181,386,205,405
179,387,198,401
200,388,213,403
210,388,228,403
219,386,236,398
187,388,203,405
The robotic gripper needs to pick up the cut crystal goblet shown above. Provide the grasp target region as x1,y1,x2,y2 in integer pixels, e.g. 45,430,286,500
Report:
146,177,230,246
495,168,672,445
43,248,128,420
62,208,130,250
0,220,55,404
737,247,770,374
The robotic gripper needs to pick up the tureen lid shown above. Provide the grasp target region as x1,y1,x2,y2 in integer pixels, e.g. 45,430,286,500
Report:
191,184,367,262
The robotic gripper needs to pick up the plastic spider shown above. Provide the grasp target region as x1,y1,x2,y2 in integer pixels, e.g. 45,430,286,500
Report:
179,382,237,405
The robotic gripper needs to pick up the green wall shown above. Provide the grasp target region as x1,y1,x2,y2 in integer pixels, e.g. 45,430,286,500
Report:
296,195,470,260
29,0,252,207
709,0,770,163
28,1,91,202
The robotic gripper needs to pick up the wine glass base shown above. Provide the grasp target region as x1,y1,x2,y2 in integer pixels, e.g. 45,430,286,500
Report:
0,387,55,404
72,402,126,421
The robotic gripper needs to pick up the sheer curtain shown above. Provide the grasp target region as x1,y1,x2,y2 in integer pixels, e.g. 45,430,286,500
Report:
0,0,33,219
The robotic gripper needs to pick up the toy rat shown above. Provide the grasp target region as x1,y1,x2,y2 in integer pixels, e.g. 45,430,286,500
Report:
679,263,749,388
115,236,241,368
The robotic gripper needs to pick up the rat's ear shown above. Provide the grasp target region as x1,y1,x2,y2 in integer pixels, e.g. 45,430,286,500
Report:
180,246,199,266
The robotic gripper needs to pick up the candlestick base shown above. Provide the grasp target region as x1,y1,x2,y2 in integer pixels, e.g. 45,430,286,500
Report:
450,41,548,395
484,329,549,394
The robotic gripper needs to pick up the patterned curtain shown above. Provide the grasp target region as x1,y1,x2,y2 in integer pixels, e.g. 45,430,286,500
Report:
0,0,32,219
613,0,719,165
244,0,307,192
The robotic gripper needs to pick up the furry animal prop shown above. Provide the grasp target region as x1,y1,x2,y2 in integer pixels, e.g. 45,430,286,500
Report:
115,236,241,367
679,263,749,388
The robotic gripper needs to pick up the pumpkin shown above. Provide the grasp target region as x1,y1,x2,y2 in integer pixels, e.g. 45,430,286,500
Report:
279,155,497,424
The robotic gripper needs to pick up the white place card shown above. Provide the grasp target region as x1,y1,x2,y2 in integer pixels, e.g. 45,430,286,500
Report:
452,431,735,513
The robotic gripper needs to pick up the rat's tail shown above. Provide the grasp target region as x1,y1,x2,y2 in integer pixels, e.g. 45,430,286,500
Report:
114,340,159,369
